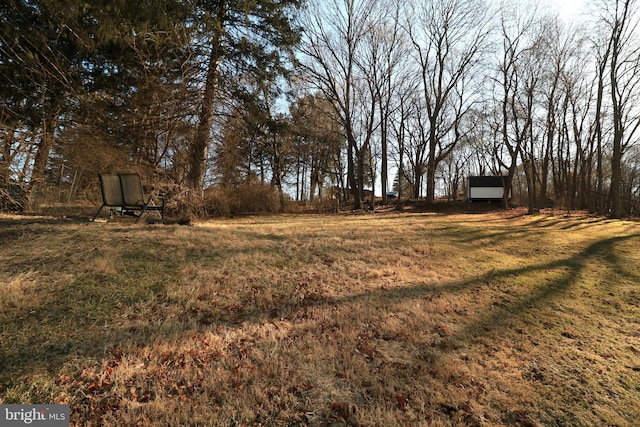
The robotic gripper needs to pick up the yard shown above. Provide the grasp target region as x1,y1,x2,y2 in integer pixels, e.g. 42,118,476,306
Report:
1,210,639,426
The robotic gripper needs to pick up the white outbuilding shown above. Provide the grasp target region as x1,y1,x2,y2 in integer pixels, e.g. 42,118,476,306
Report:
467,176,510,202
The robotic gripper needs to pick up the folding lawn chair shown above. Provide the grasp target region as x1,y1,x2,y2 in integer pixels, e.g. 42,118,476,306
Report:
92,173,165,223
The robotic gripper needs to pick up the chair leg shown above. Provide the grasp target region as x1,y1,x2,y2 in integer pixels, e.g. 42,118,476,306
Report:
91,204,105,221
136,205,148,224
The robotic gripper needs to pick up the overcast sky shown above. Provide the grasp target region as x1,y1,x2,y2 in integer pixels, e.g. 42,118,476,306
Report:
548,0,587,20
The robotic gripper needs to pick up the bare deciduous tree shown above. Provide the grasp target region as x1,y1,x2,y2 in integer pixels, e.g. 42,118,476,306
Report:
492,2,539,209
406,0,490,202
300,0,380,209
599,0,640,217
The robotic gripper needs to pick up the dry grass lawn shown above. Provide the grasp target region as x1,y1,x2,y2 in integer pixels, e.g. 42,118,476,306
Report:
0,210,639,426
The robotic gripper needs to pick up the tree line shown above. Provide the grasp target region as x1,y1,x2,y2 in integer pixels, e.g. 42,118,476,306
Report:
1,0,639,217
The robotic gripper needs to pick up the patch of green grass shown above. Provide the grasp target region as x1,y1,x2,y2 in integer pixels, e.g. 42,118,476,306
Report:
0,212,639,425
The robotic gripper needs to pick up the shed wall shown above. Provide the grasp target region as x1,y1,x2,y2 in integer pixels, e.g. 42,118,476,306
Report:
468,187,504,200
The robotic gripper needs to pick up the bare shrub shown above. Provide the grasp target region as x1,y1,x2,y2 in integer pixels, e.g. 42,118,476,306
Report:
284,199,340,214
0,185,26,212
203,187,232,217
204,183,280,217
154,181,205,219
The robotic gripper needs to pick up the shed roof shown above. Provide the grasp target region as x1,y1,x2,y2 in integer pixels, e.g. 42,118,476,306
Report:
468,176,507,187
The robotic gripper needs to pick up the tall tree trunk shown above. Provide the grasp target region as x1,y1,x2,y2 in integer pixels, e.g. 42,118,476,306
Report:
397,101,406,199
609,0,628,218
539,91,555,208
381,119,388,204
425,119,437,203
347,133,362,209
502,172,514,210
188,2,226,192
610,131,624,218
356,147,365,209
0,126,15,189
524,159,537,214
425,159,436,202
413,164,422,199
30,113,59,206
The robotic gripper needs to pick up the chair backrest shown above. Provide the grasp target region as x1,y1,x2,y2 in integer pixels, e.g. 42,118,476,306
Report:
98,174,124,206
119,173,146,206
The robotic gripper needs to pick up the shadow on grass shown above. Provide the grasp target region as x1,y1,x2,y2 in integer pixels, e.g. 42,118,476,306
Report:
0,216,81,244
328,232,639,319
149,226,639,340
0,213,638,413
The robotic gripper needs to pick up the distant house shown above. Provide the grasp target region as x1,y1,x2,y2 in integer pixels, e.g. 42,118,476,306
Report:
467,176,509,202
